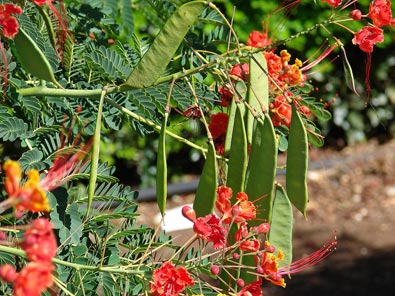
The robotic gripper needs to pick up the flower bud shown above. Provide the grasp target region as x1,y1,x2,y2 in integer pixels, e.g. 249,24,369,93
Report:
181,205,196,222
266,245,276,253
0,264,17,282
349,9,362,21
254,223,270,234
210,265,220,275
233,252,240,260
236,278,245,287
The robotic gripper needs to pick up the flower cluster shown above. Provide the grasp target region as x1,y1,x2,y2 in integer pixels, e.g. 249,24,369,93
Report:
0,137,91,295
1,140,90,216
178,186,336,295
349,0,395,53
0,218,57,296
325,0,395,97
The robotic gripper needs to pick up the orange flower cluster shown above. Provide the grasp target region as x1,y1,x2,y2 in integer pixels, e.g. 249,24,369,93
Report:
0,218,57,296
3,160,51,213
2,139,91,215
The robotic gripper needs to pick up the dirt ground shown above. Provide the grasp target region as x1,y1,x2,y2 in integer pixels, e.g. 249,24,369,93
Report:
136,139,395,296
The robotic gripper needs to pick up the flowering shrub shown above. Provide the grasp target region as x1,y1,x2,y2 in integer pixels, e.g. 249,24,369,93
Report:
0,0,393,295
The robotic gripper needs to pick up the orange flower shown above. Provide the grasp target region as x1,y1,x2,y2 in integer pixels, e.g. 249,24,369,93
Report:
258,250,286,287
20,218,57,263
3,161,50,213
247,30,271,48
239,239,260,252
235,221,249,242
16,170,50,213
13,262,54,296
3,160,22,196
215,185,233,221
270,95,292,127
150,261,194,296
2,139,91,214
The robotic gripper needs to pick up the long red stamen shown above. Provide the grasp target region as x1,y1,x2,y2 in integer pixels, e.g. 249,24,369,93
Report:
301,43,338,72
40,139,92,191
278,236,337,275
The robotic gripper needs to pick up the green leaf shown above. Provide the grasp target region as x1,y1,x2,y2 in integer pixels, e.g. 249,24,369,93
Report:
245,114,277,223
18,149,46,171
268,184,293,267
156,111,169,216
0,117,33,141
226,104,247,195
66,203,83,244
13,28,61,87
247,52,268,144
123,1,206,88
286,105,309,217
193,141,218,217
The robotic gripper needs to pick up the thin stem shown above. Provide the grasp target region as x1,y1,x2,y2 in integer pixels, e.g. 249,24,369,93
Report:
0,245,143,274
208,2,241,52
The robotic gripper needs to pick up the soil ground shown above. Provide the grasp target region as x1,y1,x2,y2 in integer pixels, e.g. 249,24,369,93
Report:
136,139,395,296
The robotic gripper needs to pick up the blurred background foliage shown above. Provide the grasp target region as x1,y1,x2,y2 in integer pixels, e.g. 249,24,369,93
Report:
2,0,394,190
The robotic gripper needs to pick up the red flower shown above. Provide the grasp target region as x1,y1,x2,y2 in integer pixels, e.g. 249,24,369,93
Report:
321,0,342,8
150,261,194,296
233,193,257,223
208,113,229,140
208,113,229,155
218,85,233,107
20,218,57,263
0,3,22,39
368,0,395,27
239,239,260,252
230,63,250,81
13,262,54,296
246,31,271,48
237,279,263,296
31,0,51,5
193,214,227,248
352,26,384,53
